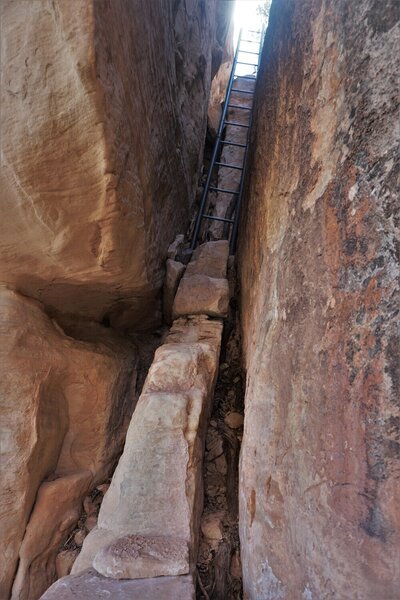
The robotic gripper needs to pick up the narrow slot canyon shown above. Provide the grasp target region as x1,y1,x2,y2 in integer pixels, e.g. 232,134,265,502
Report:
0,1,399,600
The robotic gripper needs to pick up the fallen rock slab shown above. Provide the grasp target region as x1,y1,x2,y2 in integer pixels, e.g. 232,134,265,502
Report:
40,569,195,600
173,274,229,319
185,240,229,279
11,471,92,599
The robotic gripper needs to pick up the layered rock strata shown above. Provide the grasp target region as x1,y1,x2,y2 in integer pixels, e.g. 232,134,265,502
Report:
238,0,400,598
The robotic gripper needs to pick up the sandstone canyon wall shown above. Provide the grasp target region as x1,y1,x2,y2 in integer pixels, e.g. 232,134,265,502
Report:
239,0,399,598
0,1,233,598
0,0,231,330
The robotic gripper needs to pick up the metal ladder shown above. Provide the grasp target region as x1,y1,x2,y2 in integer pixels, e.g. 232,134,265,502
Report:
190,27,265,255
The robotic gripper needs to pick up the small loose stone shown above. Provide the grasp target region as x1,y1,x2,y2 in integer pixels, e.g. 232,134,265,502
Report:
230,551,242,579
201,513,224,541
83,496,97,516
85,514,98,532
224,412,244,429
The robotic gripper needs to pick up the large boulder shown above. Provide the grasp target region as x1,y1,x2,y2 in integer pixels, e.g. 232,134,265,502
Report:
173,241,230,319
238,0,400,598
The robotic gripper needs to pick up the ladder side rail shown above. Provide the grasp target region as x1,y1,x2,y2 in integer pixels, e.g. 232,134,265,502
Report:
189,29,243,251
229,26,266,254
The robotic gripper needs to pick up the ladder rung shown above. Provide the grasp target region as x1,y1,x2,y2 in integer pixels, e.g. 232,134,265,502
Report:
215,162,244,171
231,88,254,94
241,39,260,43
227,104,252,111
239,50,259,55
202,214,234,224
237,61,258,67
238,76,256,80
224,121,250,128
209,186,239,194
221,140,247,148
247,29,261,34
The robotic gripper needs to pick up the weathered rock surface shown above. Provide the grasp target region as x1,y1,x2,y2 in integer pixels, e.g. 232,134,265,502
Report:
72,316,222,579
224,412,244,429
167,234,185,260
41,569,195,600
173,241,230,318
0,288,136,599
93,534,189,580
186,240,229,279
0,0,232,330
173,274,230,319
238,0,400,598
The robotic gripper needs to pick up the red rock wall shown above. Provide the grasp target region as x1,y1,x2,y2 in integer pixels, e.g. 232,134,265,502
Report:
238,0,400,598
